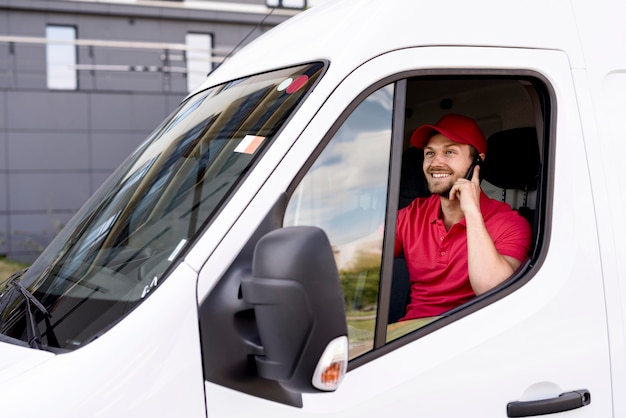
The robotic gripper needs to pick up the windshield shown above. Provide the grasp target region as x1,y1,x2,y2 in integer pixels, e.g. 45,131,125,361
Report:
0,62,324,351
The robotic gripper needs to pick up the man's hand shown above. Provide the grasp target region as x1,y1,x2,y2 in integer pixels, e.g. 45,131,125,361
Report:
449,165,482,216
452,164,523,295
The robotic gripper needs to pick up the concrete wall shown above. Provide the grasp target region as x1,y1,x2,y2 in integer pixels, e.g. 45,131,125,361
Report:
0,0,298,261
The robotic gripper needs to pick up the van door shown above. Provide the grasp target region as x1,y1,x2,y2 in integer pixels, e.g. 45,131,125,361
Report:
198,47,611,416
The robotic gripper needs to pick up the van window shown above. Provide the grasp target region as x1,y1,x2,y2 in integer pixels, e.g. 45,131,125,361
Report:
284,84,394,359
285,75,546,360
0,62,324,351
386,76,544,344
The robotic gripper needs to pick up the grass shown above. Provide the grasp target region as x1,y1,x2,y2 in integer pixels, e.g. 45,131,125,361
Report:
0,257,30,283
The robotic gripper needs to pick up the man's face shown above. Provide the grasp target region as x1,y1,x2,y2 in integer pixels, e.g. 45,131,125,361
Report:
422,133,474,197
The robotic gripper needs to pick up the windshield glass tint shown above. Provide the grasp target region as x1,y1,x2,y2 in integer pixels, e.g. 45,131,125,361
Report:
0,62,324,351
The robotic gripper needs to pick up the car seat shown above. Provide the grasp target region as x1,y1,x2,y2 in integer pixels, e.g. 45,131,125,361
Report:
481,127,541,227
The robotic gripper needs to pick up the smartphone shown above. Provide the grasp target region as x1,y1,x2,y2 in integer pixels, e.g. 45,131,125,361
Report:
465,156,483,180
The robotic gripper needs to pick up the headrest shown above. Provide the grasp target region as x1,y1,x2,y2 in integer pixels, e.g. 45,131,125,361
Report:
482,127,540,190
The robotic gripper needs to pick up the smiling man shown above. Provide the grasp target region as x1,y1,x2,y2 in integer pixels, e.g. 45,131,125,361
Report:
394,114,532,320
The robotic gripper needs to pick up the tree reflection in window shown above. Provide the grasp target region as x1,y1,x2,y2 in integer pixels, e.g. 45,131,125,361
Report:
284,85,394,359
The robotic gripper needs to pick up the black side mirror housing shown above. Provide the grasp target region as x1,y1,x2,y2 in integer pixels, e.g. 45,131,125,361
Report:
241,226,347,393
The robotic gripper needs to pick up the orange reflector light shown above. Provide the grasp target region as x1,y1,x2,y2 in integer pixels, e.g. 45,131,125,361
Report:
312,336,348,391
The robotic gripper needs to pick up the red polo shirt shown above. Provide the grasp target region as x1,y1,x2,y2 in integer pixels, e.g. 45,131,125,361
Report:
394,192,532,320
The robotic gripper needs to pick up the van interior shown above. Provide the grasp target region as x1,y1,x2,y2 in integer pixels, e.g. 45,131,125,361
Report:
388,75,548,324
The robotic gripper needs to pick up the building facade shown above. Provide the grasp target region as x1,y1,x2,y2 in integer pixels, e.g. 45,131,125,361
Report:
0,0,300,261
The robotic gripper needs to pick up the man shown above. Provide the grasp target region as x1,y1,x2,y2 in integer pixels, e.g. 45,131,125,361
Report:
394,113,531,320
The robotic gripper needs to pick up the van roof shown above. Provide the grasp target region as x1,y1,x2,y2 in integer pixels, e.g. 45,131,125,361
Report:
202,0,624,93
203,0,618,88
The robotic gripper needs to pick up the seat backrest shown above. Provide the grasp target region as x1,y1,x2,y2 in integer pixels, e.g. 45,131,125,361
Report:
482,127,541,225
398,146,430,209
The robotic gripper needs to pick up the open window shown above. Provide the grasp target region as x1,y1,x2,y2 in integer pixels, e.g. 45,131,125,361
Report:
283,74,549,363
384,76,547,343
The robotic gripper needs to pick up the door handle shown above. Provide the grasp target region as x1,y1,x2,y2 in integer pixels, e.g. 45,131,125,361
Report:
507,389,590,417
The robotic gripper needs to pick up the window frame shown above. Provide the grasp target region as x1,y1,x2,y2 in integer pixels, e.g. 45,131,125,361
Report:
283,69,554,370
376,71,552,369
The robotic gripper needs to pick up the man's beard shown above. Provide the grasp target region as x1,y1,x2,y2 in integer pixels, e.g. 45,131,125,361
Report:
427,176,455,198
431,185,453,199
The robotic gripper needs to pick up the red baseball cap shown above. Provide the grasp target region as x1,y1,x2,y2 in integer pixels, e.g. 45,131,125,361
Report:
410,113,487,154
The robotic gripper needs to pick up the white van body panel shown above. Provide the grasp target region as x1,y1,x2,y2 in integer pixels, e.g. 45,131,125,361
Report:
0,262,206,417
576,70,626,417
567,3,626,415
0,342,52,381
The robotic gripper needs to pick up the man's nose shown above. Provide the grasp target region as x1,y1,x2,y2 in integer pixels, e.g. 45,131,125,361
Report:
429,151,444,166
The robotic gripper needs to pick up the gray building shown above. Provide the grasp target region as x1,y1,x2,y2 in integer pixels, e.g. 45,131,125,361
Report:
0,0,301,261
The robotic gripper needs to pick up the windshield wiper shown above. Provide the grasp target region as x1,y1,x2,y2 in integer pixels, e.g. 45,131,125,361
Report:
0,268,28,295
5,270,59,349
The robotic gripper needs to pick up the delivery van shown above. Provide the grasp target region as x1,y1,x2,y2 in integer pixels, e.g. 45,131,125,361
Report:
0,0,625,416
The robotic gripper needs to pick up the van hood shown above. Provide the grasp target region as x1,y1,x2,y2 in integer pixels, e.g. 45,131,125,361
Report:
0,341,54,380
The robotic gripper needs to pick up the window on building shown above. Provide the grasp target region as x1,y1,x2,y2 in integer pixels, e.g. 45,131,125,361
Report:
46,25,77,90
186,33,213,93
266,0,307,9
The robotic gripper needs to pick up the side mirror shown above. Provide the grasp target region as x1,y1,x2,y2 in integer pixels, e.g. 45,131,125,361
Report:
241,226,348,393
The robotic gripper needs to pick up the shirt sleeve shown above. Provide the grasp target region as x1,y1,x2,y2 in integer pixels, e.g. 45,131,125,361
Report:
491,212,532,262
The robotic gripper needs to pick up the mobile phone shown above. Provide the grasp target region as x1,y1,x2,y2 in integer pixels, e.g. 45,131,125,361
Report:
465,156,483,180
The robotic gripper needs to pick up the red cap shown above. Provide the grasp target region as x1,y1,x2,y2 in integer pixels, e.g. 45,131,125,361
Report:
410,114,487,154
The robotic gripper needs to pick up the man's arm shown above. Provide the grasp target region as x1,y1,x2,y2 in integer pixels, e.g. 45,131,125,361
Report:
451,166,527,295
464,211,523,295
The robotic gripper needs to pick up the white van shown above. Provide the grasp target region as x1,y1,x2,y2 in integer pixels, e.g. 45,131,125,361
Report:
1,0,625,416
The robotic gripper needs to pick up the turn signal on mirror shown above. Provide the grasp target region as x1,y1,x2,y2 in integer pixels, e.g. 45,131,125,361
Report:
312,336,348,391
